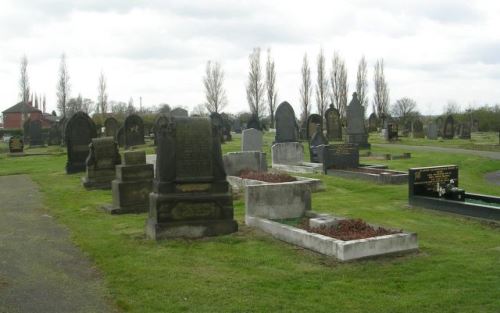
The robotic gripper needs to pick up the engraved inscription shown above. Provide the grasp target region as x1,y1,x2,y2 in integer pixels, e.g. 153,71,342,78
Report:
175,119,213,179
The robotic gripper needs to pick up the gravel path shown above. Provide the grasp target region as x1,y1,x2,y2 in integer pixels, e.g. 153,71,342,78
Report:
0,175,116,313
373,144,500,160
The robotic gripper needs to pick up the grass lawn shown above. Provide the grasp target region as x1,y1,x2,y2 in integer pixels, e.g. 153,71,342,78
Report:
369,131,500,152
0,133,499,312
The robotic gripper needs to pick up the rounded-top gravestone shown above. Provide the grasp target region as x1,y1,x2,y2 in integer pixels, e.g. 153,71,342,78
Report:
442,115,455,139
345,92,370,148
170,107,188,117
275,101,298,143
306,114,323,140
124,114,145,148
104,117,120,139
153,114,169,146
325,105,342,141
28,119,44,146
368,113,378,132
65,111,97,174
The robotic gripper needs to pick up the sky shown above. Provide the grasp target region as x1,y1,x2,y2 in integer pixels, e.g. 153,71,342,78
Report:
1,0,500,117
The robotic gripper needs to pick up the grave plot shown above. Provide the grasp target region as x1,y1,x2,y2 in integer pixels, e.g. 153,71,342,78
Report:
223,151,324,194
322,144,408,184
271,142,323,173
245,182,418,261
408,165,500,221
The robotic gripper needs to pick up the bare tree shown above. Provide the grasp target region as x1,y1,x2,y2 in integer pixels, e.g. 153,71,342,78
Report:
56,53,70,116
110,101,127,115
19,55,30,104
127,97,135,114
246,47,265,118
315,49,329,118
330,51,348,121
265,48,278,127
299,53,312,122
97,71,108,116
356,55,368,109
203,60,227,113
373,59,390,117
191,103,209,116
391,97,418,124
444,100,461,115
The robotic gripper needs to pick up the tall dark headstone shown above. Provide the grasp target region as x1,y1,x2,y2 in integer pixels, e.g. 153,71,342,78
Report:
385,122,399,141
124,114,145,148
81,137,121,189
23,119,30,144
409,165,459,198
117,127,125,147
345,92,370,148
28,120,44,146
104,117,120,139
436,116,444,138
171,107,188,117
65,112,97,174
309,124,328,163
472,119,479,132
412,120,424,138
47,123,62,146
442,115,455,139
368,113,378,132
321,144,359,172
9,136,24,153
275,101,298,143
306,114,322,140
210,112,225,144
460,121,471,139
146,117,238,239
153,114,169,146
325,105,342,141
220,113,232,141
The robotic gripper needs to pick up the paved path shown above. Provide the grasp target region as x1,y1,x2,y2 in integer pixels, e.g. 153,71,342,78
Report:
0,175,116,313
373,144,500,160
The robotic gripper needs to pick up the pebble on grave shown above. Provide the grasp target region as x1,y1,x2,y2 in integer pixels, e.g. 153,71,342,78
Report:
103,150,154,214
81,137,121,189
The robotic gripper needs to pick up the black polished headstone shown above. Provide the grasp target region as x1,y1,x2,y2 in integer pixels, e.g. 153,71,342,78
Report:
325,105,342,141
124,114,145,148
385,122,399,141
275,101,298,143
442,115,454,139
104,117,120,139
321,143,359,172
345,92,370,148
409,165,459,198
65,111,97,174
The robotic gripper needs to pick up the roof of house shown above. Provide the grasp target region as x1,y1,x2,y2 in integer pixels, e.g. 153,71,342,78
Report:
42,113,59,122
2,101,41,114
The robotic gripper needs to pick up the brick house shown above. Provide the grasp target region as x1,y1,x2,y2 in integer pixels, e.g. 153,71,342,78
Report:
2,101,55,129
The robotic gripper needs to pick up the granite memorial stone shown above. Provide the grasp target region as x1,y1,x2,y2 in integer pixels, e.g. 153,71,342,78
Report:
275,101,298,143
345,92,370,148
124,114,145,148
82,137,121,189
325,105,342,141
442,115,455,139
241,128,263,151
65,112,97,174
306,114,323,140
104,117,120,139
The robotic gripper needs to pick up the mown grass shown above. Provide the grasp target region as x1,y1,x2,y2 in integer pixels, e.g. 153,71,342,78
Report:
0,133,499,312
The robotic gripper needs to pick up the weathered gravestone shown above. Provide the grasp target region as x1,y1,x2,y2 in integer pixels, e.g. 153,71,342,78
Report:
171,107,188,117
81,137,121,189
223,151,267,176
442,115,455,139
210,112,225,144
65,112,97,174
325,105,342,141
28,119,44,146
275,101,298,143
124,114,145,148
427,121,438,140
246,115,262,131
241,128,263,151
436,116,444,137
385,122,399,141
104,150,154,214
306,114,323,140
146,117,238,239
460,122,471,139
271,142,304,165
153,114,169,146
368,113,378,132
309,124,328,163
321,144,359,173
8,136,24,154
346,92,370,148
412,120,424,138
47,123,62,146
104,117,120,139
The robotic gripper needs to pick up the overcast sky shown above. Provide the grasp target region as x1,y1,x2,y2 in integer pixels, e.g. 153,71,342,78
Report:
1,0,500,116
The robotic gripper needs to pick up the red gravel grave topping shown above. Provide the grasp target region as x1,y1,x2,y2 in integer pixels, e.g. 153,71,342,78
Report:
300,218,401,241
239,170,297,183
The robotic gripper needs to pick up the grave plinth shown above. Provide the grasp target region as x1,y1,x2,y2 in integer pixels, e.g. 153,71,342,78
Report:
146,117,238,240
81,137,121,189
104,150,154,214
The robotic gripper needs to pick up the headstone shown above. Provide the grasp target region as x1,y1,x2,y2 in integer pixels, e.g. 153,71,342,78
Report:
29,120,44,146
368,113,378,132
65,112,98,174
442,115,455,139
271,142,304,165
325,105,342,141
427,121,438,140
275,101,298,143
124,114,145,148
460,122,471,139
104,117,120,139
171,107,188,117
309,124,328,163
241,128,263,151
472,119,479,132
345,92,370,148
306,114,323,140
210,112,225,143
104,150,154,214
8,136,24,153
223,151,267,176
153,114,169,146
385,122,399,141
246,115,262,131
47,123,62,146
81,137,121,189
402,120,412,137
23,119,30,144
412,120,424,138
146,117,238,239
220,113,232,141
436,116,444,137
409,165,459,198
321,144,359,172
